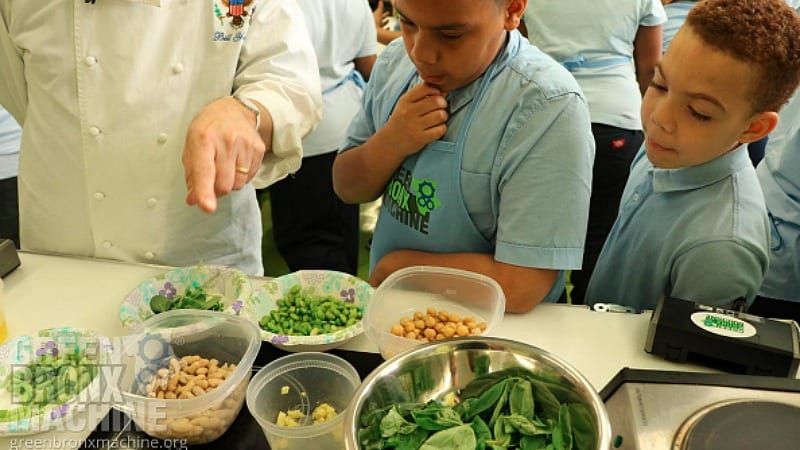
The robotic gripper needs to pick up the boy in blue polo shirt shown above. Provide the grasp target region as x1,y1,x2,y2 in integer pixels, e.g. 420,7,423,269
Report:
586,0,800,312
749,88,800,322
333,0,594,313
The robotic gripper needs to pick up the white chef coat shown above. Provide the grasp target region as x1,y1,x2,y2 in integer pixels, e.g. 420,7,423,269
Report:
0,0,322,275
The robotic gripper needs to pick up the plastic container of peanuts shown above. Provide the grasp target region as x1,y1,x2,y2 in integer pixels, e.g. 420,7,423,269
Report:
112,310,260,444
245,352,360,450
364,266,505,360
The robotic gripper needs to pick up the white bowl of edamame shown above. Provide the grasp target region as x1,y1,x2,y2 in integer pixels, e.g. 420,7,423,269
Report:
242,270,374,352
0,327,115,436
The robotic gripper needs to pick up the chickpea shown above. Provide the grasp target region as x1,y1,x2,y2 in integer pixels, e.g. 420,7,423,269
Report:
391,324,405,336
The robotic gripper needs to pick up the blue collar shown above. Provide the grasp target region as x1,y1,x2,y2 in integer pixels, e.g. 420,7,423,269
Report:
649,145,752,193
436,30,521,116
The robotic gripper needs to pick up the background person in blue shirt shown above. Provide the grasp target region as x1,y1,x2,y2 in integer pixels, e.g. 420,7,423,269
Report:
0,106,19,248
333,0,595,313
585,0,800,312
520,0,666,305
264,0,377,276
749,88,800,323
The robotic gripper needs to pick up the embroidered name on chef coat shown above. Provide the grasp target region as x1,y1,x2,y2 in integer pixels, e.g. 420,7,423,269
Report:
213,0,255,41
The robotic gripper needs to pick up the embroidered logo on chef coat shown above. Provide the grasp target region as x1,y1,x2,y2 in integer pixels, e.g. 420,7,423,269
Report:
213,0,255,41
383,167,441,235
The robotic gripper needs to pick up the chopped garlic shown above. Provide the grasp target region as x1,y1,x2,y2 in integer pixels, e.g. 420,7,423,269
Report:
311,403,337,424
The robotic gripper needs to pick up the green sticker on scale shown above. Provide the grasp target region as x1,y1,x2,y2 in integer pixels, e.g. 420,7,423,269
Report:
690,312,757,338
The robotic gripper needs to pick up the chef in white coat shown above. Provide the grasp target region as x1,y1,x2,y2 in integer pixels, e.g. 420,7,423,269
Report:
0,0,322,275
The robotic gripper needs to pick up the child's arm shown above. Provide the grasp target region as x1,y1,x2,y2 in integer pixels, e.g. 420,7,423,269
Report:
670,240,768,308
370,250,558,314
633,24,663,96
333,82,447,203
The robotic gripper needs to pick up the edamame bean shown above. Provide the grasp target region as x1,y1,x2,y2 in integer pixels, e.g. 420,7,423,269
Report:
258,284,363,336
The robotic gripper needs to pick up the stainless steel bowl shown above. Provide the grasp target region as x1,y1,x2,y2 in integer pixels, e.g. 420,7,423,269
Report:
345,337,611,449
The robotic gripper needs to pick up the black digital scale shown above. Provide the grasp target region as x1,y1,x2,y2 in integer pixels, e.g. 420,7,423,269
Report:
645,296,800,377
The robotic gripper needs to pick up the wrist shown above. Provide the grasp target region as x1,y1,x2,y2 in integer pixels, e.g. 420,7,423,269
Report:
231,95,261,130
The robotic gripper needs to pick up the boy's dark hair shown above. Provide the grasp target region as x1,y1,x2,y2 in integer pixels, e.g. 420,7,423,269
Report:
686,0,800,112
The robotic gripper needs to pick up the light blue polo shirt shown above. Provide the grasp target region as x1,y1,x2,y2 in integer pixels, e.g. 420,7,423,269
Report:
758,89,800,302
586,145,770,312
0,107,20,180
662,1,696,54
341,32,594,287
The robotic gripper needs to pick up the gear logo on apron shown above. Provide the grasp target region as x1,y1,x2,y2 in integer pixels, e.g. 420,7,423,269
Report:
213,0,255,41
382,166,441,235
412,178,440,215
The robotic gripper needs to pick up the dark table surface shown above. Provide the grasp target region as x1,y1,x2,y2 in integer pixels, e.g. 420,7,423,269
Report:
80,345,385,450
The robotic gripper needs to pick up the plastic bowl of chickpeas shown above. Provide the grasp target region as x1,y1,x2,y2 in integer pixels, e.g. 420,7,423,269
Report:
112,310,260,444
364,266,506,360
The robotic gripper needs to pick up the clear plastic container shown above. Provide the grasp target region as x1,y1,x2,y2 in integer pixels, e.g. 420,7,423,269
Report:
364,266,506,360
246,352,360,450
112,310,260,444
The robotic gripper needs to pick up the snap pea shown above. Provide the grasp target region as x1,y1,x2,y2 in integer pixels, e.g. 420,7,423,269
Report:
258,284,363,336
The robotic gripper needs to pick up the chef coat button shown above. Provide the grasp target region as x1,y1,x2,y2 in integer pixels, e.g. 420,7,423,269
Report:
93,192,105,200
102,240,113,249
146,197,158,207
88,126,101,137
157,133,168,144
84,56,97,66
172,63,184,74
144,251,155,260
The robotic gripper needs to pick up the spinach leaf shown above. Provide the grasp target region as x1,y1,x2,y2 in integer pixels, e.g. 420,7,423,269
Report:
487,376,514,429
558,404,574,450
458,379,508,421
488,416,511,448
520,434,549,450
502,413,550,436
412,401,463,431
471,416,492,450
381,407,419,437
567,403,596,450
149,285,223,314
419,424,476,450
149,295,172,313
386,427,429,450
531,379,562,420
509,379,534,419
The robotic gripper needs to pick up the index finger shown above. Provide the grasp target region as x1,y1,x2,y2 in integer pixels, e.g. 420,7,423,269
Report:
405,82,443,102
183,138,219,213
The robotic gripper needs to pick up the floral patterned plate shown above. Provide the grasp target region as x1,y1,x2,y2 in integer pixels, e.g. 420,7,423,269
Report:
118,265,252,330
0,327,115,436
242,270,374,352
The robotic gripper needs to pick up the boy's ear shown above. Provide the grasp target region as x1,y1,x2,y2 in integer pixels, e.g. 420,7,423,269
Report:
503,0,527,31
739,111,779,143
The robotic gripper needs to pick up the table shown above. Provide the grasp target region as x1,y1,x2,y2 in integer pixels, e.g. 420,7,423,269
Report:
0,252,707,449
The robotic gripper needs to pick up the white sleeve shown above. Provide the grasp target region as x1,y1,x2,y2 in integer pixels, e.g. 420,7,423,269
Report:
0,0,27,123
234,0,323,188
